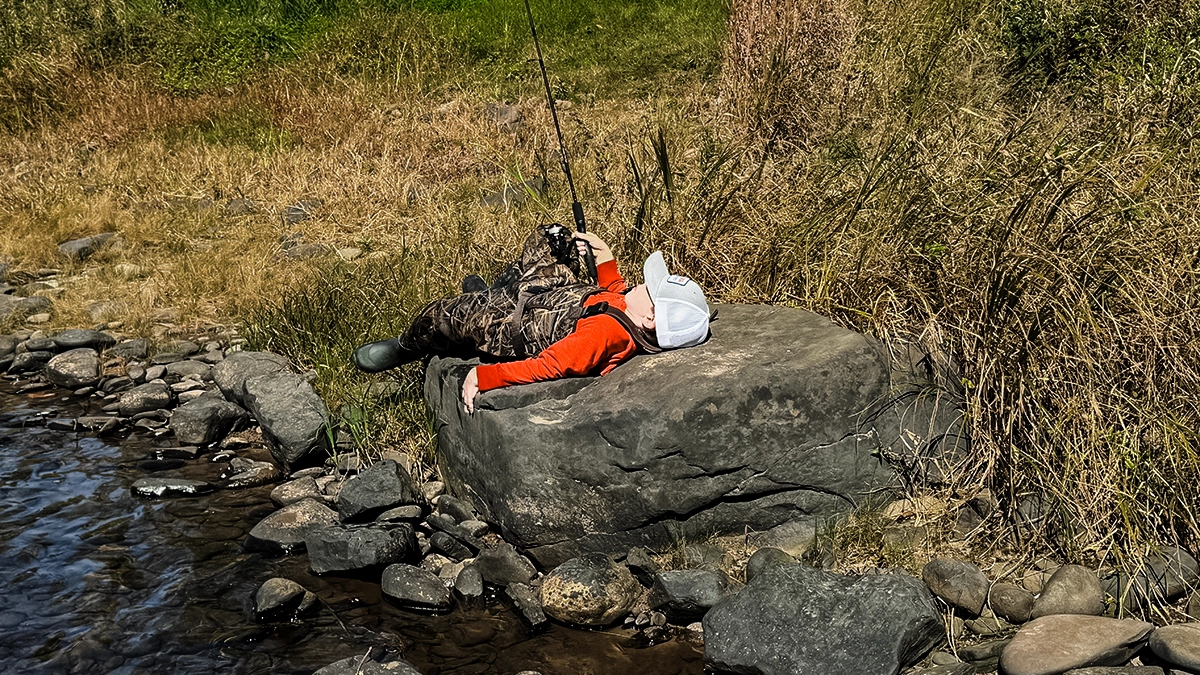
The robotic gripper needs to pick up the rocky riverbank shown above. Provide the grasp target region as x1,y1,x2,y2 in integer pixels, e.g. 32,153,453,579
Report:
2,318,1199,675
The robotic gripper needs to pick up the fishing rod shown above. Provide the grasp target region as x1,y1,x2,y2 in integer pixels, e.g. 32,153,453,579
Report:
522,0,597,281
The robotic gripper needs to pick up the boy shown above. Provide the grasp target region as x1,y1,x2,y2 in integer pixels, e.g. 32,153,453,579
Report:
353,226,710,412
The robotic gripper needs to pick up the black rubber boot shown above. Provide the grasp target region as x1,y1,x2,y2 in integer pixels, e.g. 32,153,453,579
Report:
461,274,488,293
352,338,421,373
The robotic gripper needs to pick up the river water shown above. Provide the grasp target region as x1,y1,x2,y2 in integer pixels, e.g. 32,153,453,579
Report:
0,384,704,675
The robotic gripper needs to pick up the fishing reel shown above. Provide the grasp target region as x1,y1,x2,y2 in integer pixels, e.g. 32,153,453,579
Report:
543,223,573,263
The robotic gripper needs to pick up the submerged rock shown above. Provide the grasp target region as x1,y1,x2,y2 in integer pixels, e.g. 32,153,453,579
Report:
425,305,967,567
312,655,422,675
131,477,215,498
704,564,943,675
381,564,453,611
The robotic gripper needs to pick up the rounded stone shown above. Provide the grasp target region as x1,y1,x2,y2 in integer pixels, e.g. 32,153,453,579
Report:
255,577,307,618
998,615,1154,675
989,582,1035,624
245,498,339,555
540,553,642,627
381,563,453,611
1148,622,1200,671
923,557,989,616
1031,564,1104,618
45,348,101,388
53,329,116,351
746,547,797,583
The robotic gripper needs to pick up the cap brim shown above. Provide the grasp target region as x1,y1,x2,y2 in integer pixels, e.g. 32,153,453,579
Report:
643,251,668,301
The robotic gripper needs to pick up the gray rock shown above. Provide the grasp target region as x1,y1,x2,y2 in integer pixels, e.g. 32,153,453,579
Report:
23,337,58,352
1103,547,1200,611
271,476,323,506
223,458,281,488
459,519,488,537
1148,623,1200,671
118,383,172,416
747,519,818,557
131,477,215,498
8,350,52,373
312,655,421,675
108,338,149,360
959,638,1009,663
144,365,166,381
0,335,17,358
540,553,642,627
149,352,184,365
53,329,116,351
245,498,339,554
430,532,472,561
682,543,731,569
0,295,51,323
923,557,989,616
649,569,739,623
169,340,200,356
421,480,446,502
45,348,101,388
58,232,115,259
254,577,306,620
480,177,545,208
338,459,420,522
1064,668,1165,675
425,305,966,567
212,350,290,405
436,494,476,523
381,563,452,611
171,396,249,446
1032,564,1104,618
456,565,484,598
424,513,483,553
473,543,536,587
377,505,424,522
101,376,134,393
243,372,330,467
223,198,259,216
908,666,976,675
282,200,320,224
990,581,1035,624
1189,591,1200,619
166,360,211,380
507,582,547,629
484,102,524,132
306,524,417,575
704,564,943,675
625,546,661,587
746,547,797,583
999,615,1155,675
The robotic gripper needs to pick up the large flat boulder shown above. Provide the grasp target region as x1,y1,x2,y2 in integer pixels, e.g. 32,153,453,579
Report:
425,304,965,567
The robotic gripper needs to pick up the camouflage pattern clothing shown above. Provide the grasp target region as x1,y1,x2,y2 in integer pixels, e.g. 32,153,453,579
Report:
401,225,605,360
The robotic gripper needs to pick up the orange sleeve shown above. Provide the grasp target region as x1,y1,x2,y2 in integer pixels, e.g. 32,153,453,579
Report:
596,259,628,293
475,314,636,392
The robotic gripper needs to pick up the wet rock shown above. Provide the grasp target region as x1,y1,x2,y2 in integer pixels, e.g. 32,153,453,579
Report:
131,477,215,498
271,476,323,506
166,360,211,380
540,553,641,627
923,557,989,616
456,565,485,601
171,396,249,446
381,564,453,611
243,372,330,467
746,547,797,583
1103,547,1200,611
338,459,421,522
625,546,661,587
254,577,307,620
704,564,943,675
53,329,115,351
312,655,422,675
990,581,1035,624
1148,623,1200,671
1032,564,1104,618
223,458,282,488
77,416,122,433
212,350,291,405
306,524,417,575
245,498,339,555
8,350,53,373
473,543,536,587
45,348,101,388
118,383,172,416
507,582,547,629
58,233,115,260
430,532,472,561
999,615,1154,675
108,339,149,360
649,569,739,623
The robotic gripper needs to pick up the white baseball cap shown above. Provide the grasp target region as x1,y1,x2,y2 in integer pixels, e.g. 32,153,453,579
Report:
643,251,710,349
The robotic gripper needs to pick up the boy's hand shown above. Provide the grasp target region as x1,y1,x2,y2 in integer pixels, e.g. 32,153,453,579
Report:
574,232,614,265
462,367,479,413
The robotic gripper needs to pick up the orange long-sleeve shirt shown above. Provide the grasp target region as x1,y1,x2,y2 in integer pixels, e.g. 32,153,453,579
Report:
474,259,638,393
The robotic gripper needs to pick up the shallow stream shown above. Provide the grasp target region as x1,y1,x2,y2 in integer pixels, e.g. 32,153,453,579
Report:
0,384,704,674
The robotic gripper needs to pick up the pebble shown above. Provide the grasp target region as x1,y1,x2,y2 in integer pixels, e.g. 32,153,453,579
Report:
990,581,1036,624
421,480,446,502
923,557,989,616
